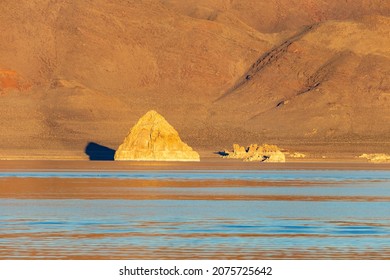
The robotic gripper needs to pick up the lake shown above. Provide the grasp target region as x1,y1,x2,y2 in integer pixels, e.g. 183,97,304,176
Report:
0,161,389,259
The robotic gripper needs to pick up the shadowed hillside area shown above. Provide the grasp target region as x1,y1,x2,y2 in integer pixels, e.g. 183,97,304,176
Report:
0,0,389,159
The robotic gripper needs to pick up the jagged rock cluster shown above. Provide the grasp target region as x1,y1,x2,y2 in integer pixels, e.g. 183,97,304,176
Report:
114,110,200,161
222,144,285,162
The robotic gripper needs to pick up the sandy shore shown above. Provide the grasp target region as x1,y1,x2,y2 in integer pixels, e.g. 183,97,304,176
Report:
1,176,389,202
0,159,389,201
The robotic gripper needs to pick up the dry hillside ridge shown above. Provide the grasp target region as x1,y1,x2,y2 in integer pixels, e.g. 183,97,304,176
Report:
0,1,389,158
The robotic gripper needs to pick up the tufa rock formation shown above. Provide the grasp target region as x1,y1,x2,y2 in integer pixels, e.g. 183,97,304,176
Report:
359,153,390,163
223,144,285,162
114,110,200,161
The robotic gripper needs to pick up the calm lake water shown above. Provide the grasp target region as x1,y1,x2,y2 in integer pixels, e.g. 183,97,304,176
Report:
0,161,389,259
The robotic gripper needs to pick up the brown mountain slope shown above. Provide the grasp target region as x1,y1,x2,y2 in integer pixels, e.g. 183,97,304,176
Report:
0,0,389,158
161,0,390,33
213,16,390,139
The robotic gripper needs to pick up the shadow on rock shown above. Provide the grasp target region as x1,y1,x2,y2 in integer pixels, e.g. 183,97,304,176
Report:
85,142,115,160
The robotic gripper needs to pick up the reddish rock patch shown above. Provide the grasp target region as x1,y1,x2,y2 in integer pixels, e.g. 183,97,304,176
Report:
0,69,31,92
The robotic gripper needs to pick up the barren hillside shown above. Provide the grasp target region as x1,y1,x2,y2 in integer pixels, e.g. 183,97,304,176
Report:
0,0,389,158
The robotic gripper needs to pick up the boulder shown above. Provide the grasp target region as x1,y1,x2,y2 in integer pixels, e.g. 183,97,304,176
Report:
114,110,200,161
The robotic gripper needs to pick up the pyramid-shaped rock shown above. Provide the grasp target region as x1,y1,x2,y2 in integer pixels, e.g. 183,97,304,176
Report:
114,110,200,161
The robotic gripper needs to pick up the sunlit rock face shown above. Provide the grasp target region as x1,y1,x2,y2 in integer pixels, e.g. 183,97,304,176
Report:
114,110,200,161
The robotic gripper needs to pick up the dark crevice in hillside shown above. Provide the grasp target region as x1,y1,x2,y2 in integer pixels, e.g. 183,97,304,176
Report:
296,82,321,96
273,81,321,109
248,77,324,120
248,51,351,120
215,24,319,102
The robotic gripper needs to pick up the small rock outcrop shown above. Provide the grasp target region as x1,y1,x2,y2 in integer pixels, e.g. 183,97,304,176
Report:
359,153,390,163
222,144,285,162
287,152,306,158
114,110,200,161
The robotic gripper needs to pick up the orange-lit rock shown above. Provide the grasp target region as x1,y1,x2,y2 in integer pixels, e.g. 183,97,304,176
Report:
224,143,285,162
115,110,200,161
359,153,390,163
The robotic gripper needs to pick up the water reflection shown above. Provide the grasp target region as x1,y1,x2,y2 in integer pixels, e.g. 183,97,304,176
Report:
0,169,389,259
